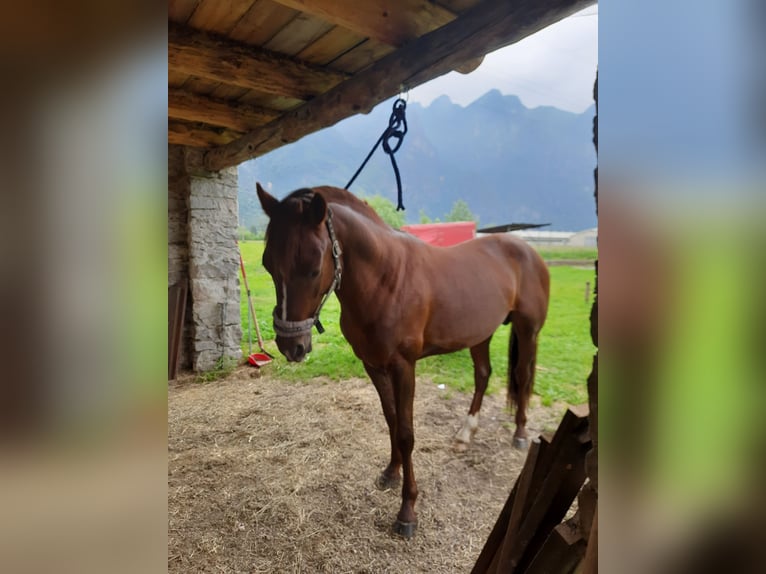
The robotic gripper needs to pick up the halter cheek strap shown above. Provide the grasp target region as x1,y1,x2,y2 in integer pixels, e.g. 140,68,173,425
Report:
272,208,342,338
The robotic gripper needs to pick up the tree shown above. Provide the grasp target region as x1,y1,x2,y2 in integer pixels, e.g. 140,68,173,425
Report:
364,195,406,229
418,209,432,224
445,199,479,225
237,226,257,241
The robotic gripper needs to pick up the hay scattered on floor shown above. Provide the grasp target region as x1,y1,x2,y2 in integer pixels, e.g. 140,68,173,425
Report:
168,367,566,573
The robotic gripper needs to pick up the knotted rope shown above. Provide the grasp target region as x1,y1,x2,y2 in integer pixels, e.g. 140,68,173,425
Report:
345,97,408,211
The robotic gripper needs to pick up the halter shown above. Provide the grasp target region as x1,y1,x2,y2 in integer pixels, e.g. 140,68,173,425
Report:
272,208,342,338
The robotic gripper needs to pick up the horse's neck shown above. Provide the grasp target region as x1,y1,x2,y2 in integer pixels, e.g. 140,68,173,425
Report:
331,204,400,304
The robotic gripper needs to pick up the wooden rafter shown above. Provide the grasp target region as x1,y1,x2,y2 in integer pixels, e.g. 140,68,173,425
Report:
202,0,595,171
168,120,244,148
272,0,457,46
168,89,280,132
168,23,349,101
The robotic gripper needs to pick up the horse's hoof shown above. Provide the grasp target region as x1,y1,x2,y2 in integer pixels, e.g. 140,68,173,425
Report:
452,440,469,453
512,436,529,449
376,473,401,491
393,520,417,539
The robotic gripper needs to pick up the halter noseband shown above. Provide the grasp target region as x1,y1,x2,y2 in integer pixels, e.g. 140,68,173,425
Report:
272,208,342,338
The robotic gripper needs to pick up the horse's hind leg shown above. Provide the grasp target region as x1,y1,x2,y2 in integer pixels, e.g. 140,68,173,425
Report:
364,363,401,490
454,336,492,452
510,319,540,449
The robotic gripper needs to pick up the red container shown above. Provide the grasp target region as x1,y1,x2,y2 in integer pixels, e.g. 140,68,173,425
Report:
401,222,476,247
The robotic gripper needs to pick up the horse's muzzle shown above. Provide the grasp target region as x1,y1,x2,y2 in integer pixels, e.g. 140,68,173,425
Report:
276,335,312,362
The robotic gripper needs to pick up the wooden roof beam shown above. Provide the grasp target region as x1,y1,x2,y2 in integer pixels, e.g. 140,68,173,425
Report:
168,23,349,101
272,0,457,46
202,0,596,171
168,120,244,148
168,89,281,132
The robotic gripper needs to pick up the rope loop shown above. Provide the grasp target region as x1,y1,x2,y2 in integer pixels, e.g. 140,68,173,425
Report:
345,97,408,211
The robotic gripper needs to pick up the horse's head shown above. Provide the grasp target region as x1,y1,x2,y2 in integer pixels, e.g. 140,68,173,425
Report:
257,183,340,362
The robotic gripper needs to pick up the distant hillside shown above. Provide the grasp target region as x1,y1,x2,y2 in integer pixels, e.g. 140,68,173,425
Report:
238,90,596,232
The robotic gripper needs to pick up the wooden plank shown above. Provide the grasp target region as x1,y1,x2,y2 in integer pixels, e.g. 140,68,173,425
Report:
229,0,299,46
169,89,279,132
296,26,364,66
182,76,220,96
169,23,348,101
504,410,591,573
187,0,256,35
168,120,244,148
485,439,545,573
471,481,519,574
525,523,586,574
528,407,589,512
264,12,335,56
577,482,597,541
578,508,597,574
501,440,544,560
209,84,251,101
169,0,202,24
203,0,595,170
168,70,190,88
471,439,547,574
328,37,395,74
272,0,457,46
168,282,188,380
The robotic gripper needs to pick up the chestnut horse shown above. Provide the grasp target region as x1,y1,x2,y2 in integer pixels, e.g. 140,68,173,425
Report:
256,184,549,539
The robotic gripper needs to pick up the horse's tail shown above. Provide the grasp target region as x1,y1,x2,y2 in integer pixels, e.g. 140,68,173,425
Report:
506,314,520,411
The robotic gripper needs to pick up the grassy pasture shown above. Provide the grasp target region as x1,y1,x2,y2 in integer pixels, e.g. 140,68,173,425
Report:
239,242,594,406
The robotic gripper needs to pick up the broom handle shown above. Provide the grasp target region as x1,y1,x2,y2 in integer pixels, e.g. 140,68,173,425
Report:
239,252,268,353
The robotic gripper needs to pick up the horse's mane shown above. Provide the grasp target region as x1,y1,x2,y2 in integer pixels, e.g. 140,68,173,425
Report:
282,186,388,228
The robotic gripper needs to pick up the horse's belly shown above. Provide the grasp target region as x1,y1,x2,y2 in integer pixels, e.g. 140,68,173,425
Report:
424,302,508,352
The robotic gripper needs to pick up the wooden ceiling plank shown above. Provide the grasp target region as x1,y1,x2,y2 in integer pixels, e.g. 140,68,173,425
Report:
169,89,280,132
169,70,190,88
169,0,202,24
263,12,335,56
182,76,221,96
229,0,299,46
204,0,596,170
296,26,364,66
328,38,395,74
187,0,257,35
168,120,244,148
169,24,349,100
210,84,251,101
271,0,456,46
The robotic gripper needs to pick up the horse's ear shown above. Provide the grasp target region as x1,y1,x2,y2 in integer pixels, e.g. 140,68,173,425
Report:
256,182,279,218
307,193,327,226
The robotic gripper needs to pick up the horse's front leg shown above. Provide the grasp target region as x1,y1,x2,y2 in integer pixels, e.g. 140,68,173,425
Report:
389,357,418,539
364,363,401,490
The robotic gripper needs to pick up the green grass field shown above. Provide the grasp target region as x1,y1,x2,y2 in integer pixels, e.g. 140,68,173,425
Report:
239,242,595,406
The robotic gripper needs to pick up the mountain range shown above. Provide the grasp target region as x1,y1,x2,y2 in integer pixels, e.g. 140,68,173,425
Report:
238,90,597,232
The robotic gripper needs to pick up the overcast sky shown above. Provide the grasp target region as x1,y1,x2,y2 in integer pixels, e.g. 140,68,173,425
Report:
408,6,598,113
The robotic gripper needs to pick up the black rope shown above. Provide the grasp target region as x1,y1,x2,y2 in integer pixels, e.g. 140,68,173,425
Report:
345,98,408,211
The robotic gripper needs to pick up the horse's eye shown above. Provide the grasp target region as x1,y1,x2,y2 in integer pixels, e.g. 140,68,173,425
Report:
310,269,320,278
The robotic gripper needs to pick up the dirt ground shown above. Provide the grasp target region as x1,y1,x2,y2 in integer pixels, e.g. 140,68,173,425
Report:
168,367,568,573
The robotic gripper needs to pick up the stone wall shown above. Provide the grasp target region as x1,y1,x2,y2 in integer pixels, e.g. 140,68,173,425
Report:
188,166,242,371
